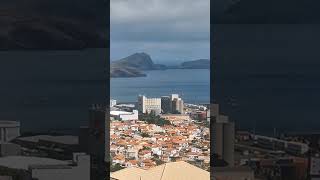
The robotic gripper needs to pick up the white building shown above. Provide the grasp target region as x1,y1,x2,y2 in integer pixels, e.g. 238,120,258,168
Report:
151,147,162,156
0,153,90,180
213,115,235,167
138,95,161,115
110,99,117,107
115,104,135,108
126,148,138,159
172,97,184,114
0,121,20,142
171,94,179,101
185,103,207,111
110,110,139,121
253,134,309,155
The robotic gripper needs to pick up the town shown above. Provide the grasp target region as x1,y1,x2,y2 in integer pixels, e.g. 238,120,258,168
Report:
109,94,210,172
0,94,318,180
209,103,320,180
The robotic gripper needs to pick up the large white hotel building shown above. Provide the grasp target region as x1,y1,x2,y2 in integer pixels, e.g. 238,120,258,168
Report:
138,95,162,115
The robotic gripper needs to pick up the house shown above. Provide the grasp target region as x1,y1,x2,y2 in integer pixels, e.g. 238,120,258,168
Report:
111,161,209,180
125,160,138,168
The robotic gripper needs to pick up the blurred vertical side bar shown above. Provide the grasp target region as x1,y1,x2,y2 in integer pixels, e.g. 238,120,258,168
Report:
210,0,215,179
0,0,109,180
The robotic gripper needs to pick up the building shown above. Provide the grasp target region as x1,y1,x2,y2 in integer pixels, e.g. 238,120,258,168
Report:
110,99,117,107
161,96,172,114
212,115,235,167
253,135,309,155
169,94,184,114
211,104,220,117
191,111,207,121
212,166,255,180
310,157,320,178
170,94,179,101
259,157,308,180
138,94,185,115
0,143,20,156
86,104,106,180
14,135,79,159
110,110,138,121
0,176,12,180
115,104,135,112
185,103,207,111
0,121,20,143
138,95,161,115
161,94,185,114
172,97,184,114
111,161,209,180
0,153,90,180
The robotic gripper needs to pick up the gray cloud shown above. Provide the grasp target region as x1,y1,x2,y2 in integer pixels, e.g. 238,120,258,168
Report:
111,0,210,62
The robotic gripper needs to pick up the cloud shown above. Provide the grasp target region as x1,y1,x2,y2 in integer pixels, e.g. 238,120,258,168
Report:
110,0,210,62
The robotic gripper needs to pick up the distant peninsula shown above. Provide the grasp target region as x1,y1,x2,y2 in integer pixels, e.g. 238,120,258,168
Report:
111,53,209,78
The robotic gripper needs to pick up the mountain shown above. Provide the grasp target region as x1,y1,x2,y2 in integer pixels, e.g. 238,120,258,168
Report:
0,0,108,50
179,59,210,69
110,66,146,78
110,53,167,77
111,53,167,70
110,53,209,77
166,59,210,69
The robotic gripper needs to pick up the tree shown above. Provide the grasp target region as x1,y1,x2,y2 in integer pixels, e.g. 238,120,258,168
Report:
172,110,181,114
110,163,124,172
142,146,151,150
141,132,150,137
140,113,171,126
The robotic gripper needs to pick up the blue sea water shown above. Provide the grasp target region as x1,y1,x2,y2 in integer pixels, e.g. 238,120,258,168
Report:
0,49,106,132
111,69,210,104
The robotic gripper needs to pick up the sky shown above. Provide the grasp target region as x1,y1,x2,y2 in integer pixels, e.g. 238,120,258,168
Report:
110,0,210,64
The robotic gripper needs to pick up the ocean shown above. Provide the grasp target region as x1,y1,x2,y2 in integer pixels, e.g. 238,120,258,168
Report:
216,70,320,135
0,49,209,133
0,49,107,133
213,24,320,135
111,69,210,104
2,46,319,135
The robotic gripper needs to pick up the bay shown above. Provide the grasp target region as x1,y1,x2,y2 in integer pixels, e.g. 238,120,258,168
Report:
111,69,210,104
